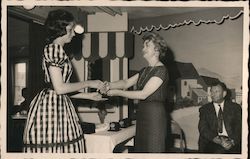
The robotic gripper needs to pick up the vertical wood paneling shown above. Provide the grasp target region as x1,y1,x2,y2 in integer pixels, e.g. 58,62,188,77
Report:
116,32,125,58
82,33,91,58
99,33,108,58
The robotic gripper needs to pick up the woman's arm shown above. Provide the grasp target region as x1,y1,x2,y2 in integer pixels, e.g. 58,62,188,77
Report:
108,73,139,90
107,76,163,100
70,92,107,101
49,66,103,95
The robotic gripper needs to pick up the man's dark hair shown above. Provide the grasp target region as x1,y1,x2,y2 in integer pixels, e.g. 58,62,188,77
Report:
211,81,232,100
210,81,228,91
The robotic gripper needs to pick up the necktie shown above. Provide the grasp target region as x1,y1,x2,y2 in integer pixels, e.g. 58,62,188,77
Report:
217,105,223,133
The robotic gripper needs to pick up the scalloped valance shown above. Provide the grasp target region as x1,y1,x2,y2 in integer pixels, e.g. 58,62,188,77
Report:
130,7,243,35
81,32,134,62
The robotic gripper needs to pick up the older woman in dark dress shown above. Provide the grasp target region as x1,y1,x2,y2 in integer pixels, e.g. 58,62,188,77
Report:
104,32,169,153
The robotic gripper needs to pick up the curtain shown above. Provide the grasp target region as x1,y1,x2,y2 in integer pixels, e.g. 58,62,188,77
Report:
28,22,46,99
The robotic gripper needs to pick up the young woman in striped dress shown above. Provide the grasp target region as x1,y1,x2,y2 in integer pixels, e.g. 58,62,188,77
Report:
23,9,105,153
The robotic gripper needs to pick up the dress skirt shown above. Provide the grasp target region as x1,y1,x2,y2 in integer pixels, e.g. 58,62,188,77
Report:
134,101,167,153
23,88,85,153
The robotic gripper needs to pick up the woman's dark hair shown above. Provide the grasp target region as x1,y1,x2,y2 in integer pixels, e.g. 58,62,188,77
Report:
142,32,168,62
45,9,75,44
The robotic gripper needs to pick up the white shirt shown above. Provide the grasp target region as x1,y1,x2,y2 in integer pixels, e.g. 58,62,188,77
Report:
213,101,229,137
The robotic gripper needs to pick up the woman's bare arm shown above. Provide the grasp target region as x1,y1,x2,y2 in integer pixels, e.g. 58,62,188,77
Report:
108,73,139,90
107,76,163,100
49,66,103,95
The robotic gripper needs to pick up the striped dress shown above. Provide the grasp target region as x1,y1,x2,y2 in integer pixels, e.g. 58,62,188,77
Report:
23,44,85,153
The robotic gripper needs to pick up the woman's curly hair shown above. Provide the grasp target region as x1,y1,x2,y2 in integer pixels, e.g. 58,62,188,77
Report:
45,9,75,44
142,32,168,62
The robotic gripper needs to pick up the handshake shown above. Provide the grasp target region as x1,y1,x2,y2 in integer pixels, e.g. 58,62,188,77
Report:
97,81,111,96
73,80,116,101
86,80,121,101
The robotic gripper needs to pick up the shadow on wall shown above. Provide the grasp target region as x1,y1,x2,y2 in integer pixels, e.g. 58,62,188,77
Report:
164,46,182,113
163,46,180,84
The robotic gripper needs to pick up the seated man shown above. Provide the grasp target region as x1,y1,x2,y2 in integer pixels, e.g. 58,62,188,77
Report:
198,81,242,153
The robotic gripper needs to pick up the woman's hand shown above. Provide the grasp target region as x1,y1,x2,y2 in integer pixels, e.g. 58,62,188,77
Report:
104,81,110,90
98,81,110,94
88,92,108,101
87,80,104,89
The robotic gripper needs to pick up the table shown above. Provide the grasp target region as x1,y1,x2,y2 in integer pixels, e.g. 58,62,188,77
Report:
84,124,136,153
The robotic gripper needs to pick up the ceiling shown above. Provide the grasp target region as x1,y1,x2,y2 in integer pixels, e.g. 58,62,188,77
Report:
8,6,212,47
79,6,211,20
13,6,212,22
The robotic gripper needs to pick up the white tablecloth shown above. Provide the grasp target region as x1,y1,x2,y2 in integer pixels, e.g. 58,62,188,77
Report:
84,124,136,153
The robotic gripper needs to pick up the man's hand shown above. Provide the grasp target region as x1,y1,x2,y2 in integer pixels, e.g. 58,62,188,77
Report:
220,136,234,150
213,136,222,145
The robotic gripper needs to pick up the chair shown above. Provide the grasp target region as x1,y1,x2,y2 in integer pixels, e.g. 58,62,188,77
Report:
169,120,187,152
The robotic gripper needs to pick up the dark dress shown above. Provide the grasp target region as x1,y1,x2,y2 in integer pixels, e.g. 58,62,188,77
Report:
134,65,169,153
23,44,85,153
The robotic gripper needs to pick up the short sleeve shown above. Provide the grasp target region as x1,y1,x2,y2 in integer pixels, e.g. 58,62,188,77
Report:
153,66,168,81
43,44,67,68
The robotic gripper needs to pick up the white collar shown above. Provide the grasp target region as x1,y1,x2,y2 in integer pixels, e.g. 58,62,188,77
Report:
213,100,225,110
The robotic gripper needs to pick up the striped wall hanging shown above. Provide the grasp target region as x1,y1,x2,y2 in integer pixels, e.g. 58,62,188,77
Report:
81,32,134,62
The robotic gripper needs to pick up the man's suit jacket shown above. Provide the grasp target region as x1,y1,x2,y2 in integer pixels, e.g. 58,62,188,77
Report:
198,100,242,153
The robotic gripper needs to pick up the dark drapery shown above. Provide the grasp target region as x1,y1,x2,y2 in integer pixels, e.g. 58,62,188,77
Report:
28,22,46,100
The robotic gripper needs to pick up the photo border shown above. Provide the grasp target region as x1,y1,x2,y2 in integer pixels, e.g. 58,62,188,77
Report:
1,0,249,159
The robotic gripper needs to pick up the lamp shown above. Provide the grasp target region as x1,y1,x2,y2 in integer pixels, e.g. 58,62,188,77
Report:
23,5,35,10
74,24,84,34
75,7,87,33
